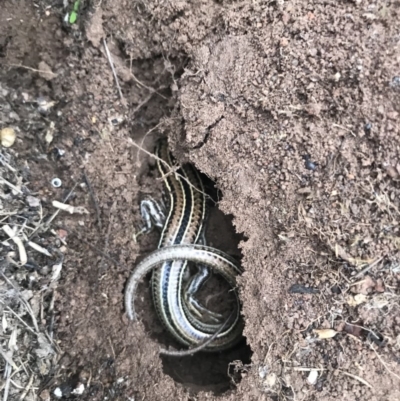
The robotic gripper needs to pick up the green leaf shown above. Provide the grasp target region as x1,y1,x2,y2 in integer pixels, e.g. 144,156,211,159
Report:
69,10,77,24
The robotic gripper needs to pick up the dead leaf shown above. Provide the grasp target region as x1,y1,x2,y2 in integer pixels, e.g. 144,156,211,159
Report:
347,293,367,306
35,333,54,358
314,328,338,339
355,275,376,295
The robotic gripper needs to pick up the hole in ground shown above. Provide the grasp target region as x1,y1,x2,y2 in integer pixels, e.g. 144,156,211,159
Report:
136,164,252,394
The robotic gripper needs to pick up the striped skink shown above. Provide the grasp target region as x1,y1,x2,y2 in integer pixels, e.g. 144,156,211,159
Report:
124,139,243,352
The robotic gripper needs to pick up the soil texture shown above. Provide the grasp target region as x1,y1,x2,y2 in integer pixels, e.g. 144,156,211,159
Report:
1,0,400,400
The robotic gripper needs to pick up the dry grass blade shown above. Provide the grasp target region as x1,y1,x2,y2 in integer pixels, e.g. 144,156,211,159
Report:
129,139,211,199
19,375,34,401
103,39,125,105
2,224,27,265
370,344,400,382
353,256,384,279
338,370,373,389
0,178,23,194
0,347,18,369
26,241,52,257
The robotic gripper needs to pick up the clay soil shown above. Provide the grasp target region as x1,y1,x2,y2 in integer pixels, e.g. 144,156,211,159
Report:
1,0,400,400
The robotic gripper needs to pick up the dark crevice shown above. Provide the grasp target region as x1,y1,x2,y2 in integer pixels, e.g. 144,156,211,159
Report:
193,115,225,150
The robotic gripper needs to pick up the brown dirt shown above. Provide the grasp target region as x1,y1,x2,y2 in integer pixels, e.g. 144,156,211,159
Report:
1,0,400,400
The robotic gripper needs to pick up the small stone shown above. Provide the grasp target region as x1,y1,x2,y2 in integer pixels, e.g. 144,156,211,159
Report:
9,111,20,121
39,266,50,276
305,160,317,171
265,372,277,387
386,166,398,179
40,389,50,401
0,127,16,147
71,383,85,395
26,195,41,207
307,369,318,385
390,76,400,88
280,38,289,47
308,48,318,57
38,61,57,81
364,122,372,133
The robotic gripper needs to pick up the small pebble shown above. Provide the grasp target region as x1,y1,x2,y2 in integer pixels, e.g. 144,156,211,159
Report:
0,127,16,147
364,122,372,133
71,383,85,395
305,159,317,171
307,369,318,385
390,76,400,88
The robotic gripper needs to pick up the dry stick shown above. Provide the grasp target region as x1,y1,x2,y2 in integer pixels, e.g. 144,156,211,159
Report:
48,291,56,340
103,39,125,105
83,169,102,231
19,374,34,401
338,370,373,389
0,178,23,194
135,122,162,166
3,364,11,401
129,140,211,200
0,273,40,333
6,63,56,76
0,348,18,369
0,304,38,337
160,310,235,357
44,180,80,229
131,85,169,115
0,154,17,172
353,256,384,279
370,344,400,382
129,55,167,100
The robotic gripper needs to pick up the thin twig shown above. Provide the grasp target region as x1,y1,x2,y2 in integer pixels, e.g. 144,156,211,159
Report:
48,291,55,340
3,365,11,401
103,39,125,104
1,304,38,336
7,63,56,76
129,54,167,100
131,85,169,116
135,122,162,166
338,370,373,389
44,180,80,229
19,374,34,401
129,139,211,200
83,169,102,231
353,256,384,279
0,272,40,333
291,367,325,372
370,344,400,381
130,71,168,100
0,348,18,369
0,154,17,172
0,178,23,194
